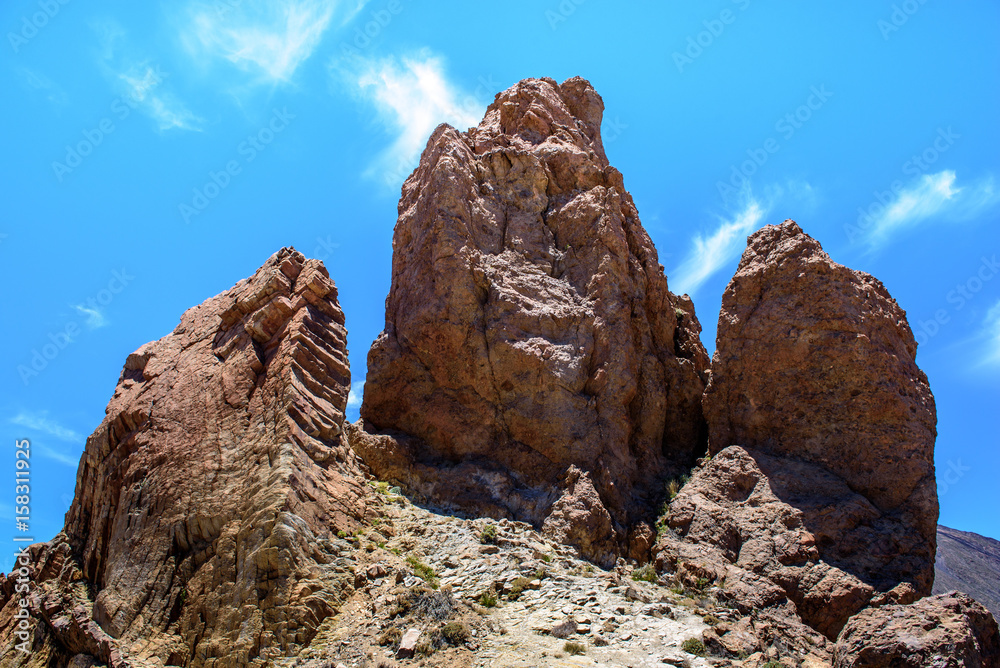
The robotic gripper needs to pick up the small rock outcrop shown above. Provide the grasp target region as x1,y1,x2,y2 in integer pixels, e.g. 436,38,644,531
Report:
356,76,709,565
834,592,1000,668
702,220,938,597
654,446,881,641
0,249,371,667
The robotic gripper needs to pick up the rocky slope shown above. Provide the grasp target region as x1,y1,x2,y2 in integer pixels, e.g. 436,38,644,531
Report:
0,249,373,667
935,525,1000,621
358,76,709,567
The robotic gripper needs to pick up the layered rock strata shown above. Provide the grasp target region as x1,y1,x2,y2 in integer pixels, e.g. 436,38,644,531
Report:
0,249,370,667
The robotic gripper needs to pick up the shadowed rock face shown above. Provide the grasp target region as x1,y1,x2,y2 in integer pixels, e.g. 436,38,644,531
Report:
356,76,709,565
702,220,938,596
0,249,371,667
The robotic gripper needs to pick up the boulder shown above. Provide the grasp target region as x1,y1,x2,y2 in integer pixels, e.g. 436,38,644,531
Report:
834,591,1000,667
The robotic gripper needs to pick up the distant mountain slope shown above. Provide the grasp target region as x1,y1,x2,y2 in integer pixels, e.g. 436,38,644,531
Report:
935,525,1000,620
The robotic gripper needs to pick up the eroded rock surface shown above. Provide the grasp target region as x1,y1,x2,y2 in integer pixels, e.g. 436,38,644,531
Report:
0,249,371,667
834,591,1000,668
654,221,938,646
653,446,881,641
701,220,938,597
357,76,709,565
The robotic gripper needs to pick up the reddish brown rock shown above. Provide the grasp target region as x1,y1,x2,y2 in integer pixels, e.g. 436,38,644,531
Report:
702,220,938,595
834,592,1000,667
0,249,370,667
357,76,709,564
653,446,874,640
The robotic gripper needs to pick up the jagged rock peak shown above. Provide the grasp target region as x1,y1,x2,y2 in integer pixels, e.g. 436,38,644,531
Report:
357,76,710,567
0,248,371,667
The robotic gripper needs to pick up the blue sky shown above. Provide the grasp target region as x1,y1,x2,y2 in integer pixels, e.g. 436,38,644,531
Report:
2,1,998,573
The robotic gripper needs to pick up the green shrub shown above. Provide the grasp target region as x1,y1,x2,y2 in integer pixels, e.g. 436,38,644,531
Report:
681,638,706,656
702,614,719,625
761,662,784,668
478,589,497,608
480,523,498,545
378,626,402,647
441,621,469,645
563,641,586,655
406,555,439,589
632,563,657,582
540,553,552,563
507,576,531,600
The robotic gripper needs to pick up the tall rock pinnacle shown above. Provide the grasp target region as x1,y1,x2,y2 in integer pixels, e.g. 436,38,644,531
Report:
0,249,370,667
704,220,938,594
654,220,939,643
355,76,710,564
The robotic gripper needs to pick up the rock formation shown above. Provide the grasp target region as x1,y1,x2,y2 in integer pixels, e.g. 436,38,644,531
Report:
834,592,1000,667
0,249,371,667
701,220,938,596
356,76,710,565
654,220,939,644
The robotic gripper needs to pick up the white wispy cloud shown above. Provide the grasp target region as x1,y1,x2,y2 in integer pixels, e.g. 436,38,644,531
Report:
17,67,68,106
335,51,486,184
93,19,203,132
863,171,999,247
35,445,80,467
10,412,82,466
186,0,348,83
72,303,108,329
671,190,769,296
10,411,82,442
347,380,365,408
